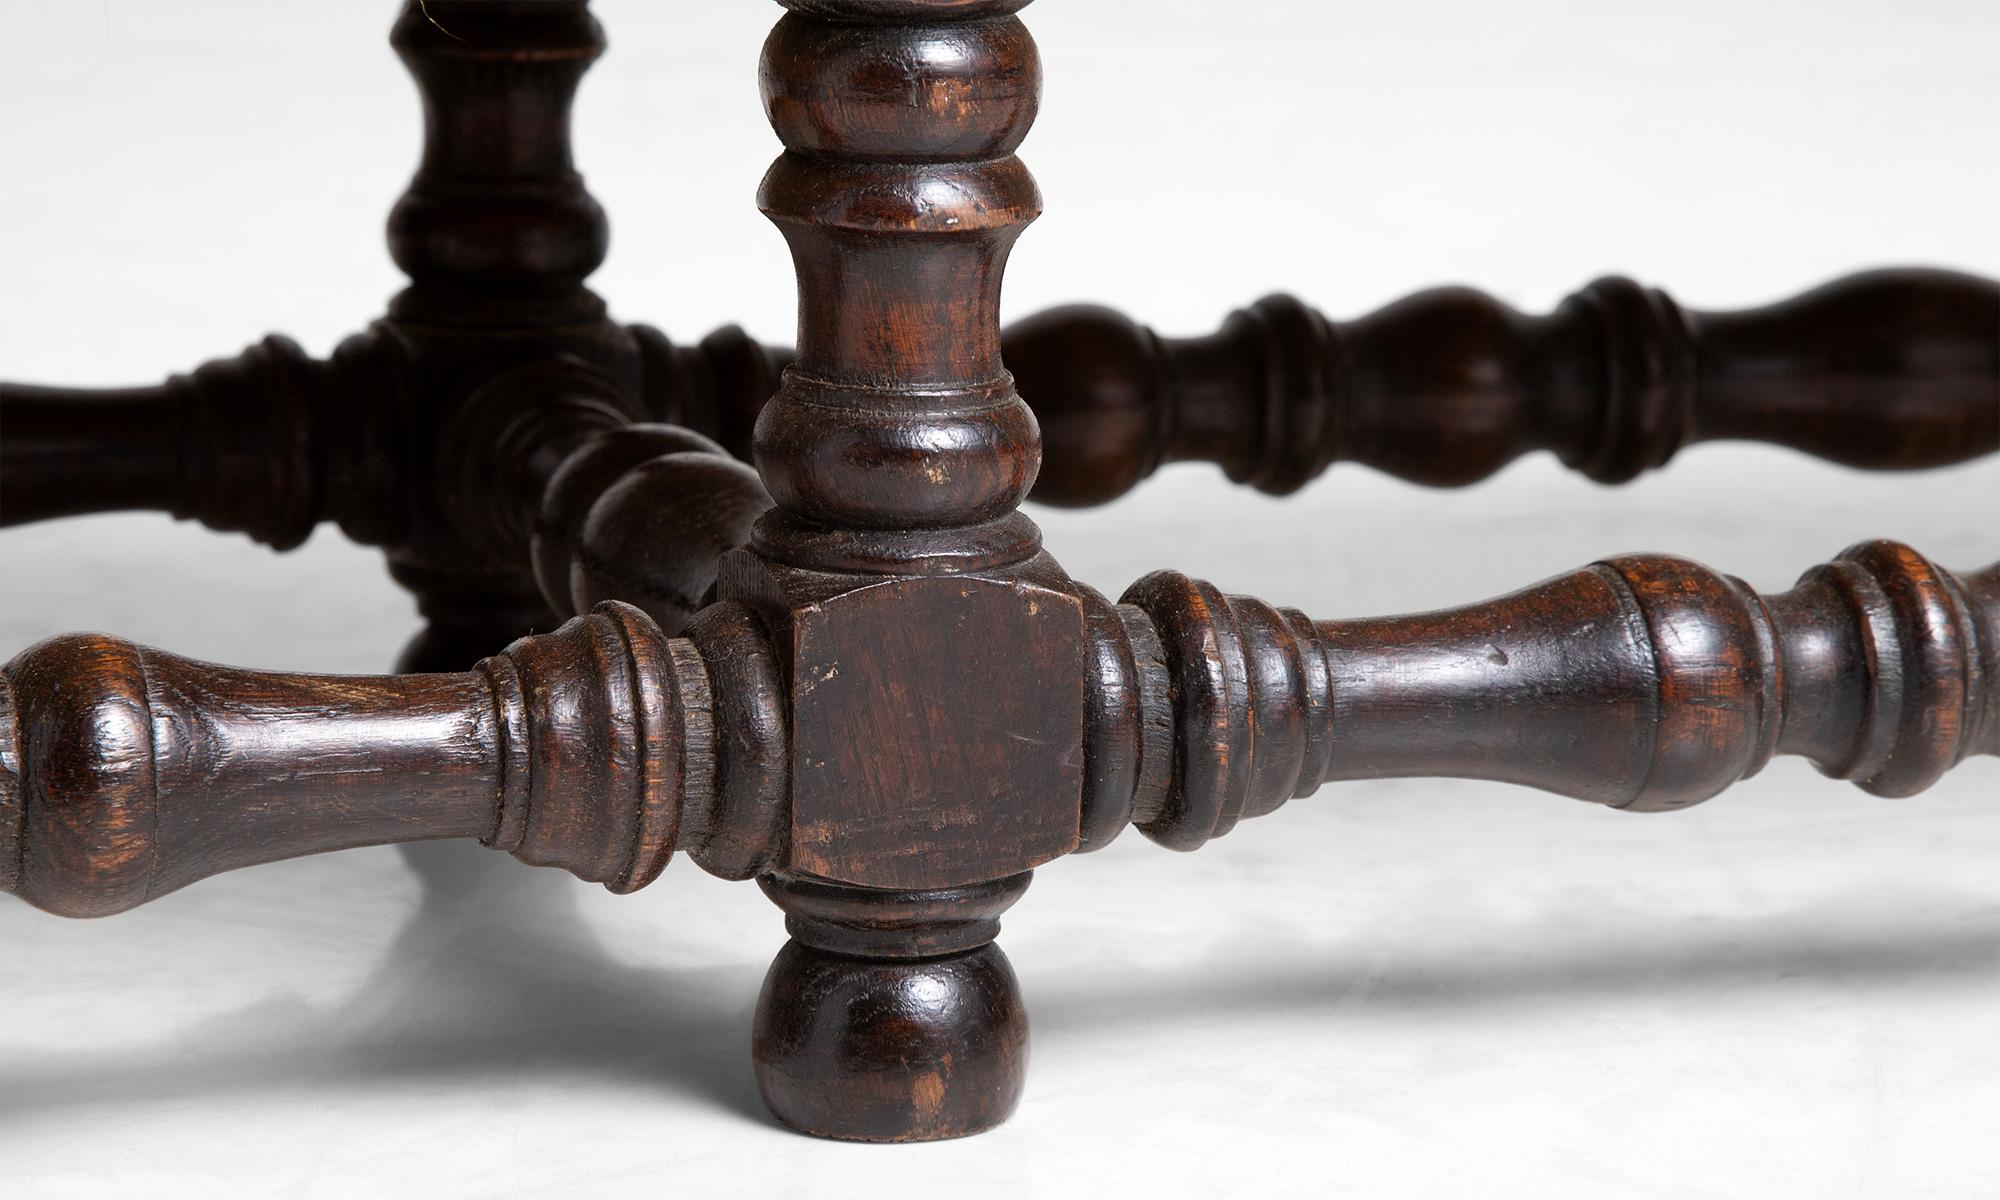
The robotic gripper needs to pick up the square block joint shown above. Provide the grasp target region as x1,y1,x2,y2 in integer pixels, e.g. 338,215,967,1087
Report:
721,550,1085,890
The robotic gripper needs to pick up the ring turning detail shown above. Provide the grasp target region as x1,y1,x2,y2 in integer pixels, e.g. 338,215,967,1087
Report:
0,0,1994,1144
6,539,1991,915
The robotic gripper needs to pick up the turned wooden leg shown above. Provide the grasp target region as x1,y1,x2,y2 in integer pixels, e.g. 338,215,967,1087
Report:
2,543,1991,1123
621,268,2000,507
0,0,780,671
731,0,1070,1139
3,0,1994,1149
0,601,787,917
1072,540,1999,850
0,334,406,547
753,874,1032,1142
1003,268,2000,503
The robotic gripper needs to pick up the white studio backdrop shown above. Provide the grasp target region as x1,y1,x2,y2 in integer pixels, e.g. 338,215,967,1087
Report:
1,2,1996,1198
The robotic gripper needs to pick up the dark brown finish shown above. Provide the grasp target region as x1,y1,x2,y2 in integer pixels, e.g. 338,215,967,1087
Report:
14,272,1994,540
11,281,1993,540
1007,267,2000,505
3,0,1996,1147
2,536,1988,919
753,873,1032,1142
726,0,1074,1142
0,335,402,547
0,0,781,667
0,600,787,917
529,424,769,636
8,541,1988,915
1075,539,1998,853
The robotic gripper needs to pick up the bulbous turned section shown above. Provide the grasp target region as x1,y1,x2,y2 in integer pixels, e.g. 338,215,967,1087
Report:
415,324,783,638
386,0,610,325
1005,267,2000,506
751,0,1047,563
755,942,1027,1142
1772,541,2000,796
1088,574,1331,851
739,0,1059,1147
0,331,406,548
754,872,1032,1142
1079,541,1998,851
0,601,786,917
529,424,770,636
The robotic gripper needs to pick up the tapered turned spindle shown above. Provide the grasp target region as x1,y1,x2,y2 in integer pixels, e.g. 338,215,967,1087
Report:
0,334,405,547
1006,268,2000,505
1077,540,1998,851
386,0,607,324
0,601,785,918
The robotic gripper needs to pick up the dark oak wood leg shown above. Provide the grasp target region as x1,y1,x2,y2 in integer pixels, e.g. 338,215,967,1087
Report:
8,540,1990,906
655,266,2000,505
0,335,401,547
22,266,1985,535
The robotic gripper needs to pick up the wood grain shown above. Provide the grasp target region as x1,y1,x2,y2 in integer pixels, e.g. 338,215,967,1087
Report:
0,602,785,917
732,0,1066,1142
1009,268,2000,504
1078,541,1998,851
0,0,1992,1147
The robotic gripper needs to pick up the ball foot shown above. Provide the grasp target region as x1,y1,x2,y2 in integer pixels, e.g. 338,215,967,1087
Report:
753,940,1028,1142
750,872,1033,1142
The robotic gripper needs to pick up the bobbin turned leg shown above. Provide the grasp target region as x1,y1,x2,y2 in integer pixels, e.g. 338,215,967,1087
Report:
732,0,1077,1139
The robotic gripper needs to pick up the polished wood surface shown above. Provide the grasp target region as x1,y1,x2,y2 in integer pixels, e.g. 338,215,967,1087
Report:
1078,540,1998,852
10,268,1994,529
6,539,1991,902
730,0,1069,1141
1010,267,2000,504
0,0,1993,1146
0,1,783,668
0,601,789,917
